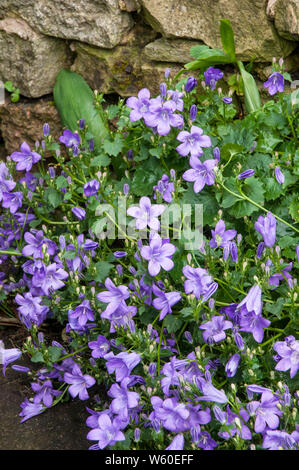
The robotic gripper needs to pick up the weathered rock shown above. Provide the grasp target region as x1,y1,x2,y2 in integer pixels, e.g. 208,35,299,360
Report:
1,0,134,49
143,38,204,64
254,47,299,81
0,17,71,98
273,0,299,41
139,0,296,62
71,24,157,96
0,97,62,155
118,0,140,12
140,61,189,96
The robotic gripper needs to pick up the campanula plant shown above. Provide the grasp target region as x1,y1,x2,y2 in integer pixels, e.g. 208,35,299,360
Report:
0,30,298,451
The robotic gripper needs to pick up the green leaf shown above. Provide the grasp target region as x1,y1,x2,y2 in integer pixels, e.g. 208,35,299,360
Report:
220,19,236,62
44,187,63,208
185,54,232,71
103,134,124,157
237,62,261,113
289,197,299,223
265,298,284,319
4,81,14,92
90,154,111,167
55,175,68,189
48,346,62,362
31,351,44,363
53,69,109,148
164,315,183,334
94,261,114,282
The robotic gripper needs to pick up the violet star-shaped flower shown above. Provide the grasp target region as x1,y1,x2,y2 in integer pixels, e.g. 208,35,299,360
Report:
2,191,23,214
182,157,217,193
97,277,130,316
0,340,22,376
37,263,68,296
127,196,165,231
273,336,299,378
152,284,181,320
64,363,96,400
182,265,215,300
247,391,283,433
31,379,61,407
145,98,184,136
199,315,233,345
0,162,16,201
59,129,80,148
255,212,276,247
19,398,45,423
126,88,152,122
140,232,176,276
68,300,94,327
88,335,110,359
10,142,41,172
86,414,125,449
209,219,237,249
108,377,140,419
176,126,211,158
204,67,224,90
83,179,100,197
104,351,141,382
264,72,284,96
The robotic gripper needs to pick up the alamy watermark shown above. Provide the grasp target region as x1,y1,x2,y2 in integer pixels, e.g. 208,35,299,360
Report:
291,80,299,106
0,81,4,105
94,197,203,251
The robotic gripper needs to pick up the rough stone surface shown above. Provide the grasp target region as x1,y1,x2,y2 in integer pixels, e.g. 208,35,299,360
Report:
1,0,134,49
0,97,62,154
254,46,299,81
71,24,157,96
273,0,299,41
139,0,296,62
0,17,71,98
140,61,189,96
143,38,204,64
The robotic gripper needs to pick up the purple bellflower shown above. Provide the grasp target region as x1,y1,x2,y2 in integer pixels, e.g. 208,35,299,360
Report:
87,413,125,449
176,126,212,158
247,391,283,433
59,129,80,148
204,67,224,90
199,315,233,345
108,377,140,419
10,142,41,172
273,336,299,378
145,98,184,136
182,157,217,193
255,212,276,247
264,72,284,95
127,196,165,231
64,363,96,400
104,351,141,382
126,88,152,122
152,284,181,320
97,278,130,316
0,340,22,376
140,232,176,277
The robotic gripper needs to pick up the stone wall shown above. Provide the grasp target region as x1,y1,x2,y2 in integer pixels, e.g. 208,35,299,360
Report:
0,0,298,154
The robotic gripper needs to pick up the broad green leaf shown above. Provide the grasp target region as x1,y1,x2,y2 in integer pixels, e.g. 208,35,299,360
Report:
237,61,261,113
164,315,183,334
53,69,109,148
94,261,114,282
220,19,236,62
185,54,232,71
90,154,111,167
103,134,124,156
44,187,63,208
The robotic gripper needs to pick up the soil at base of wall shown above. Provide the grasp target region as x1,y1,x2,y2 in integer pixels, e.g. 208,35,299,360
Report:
0,325,100,450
